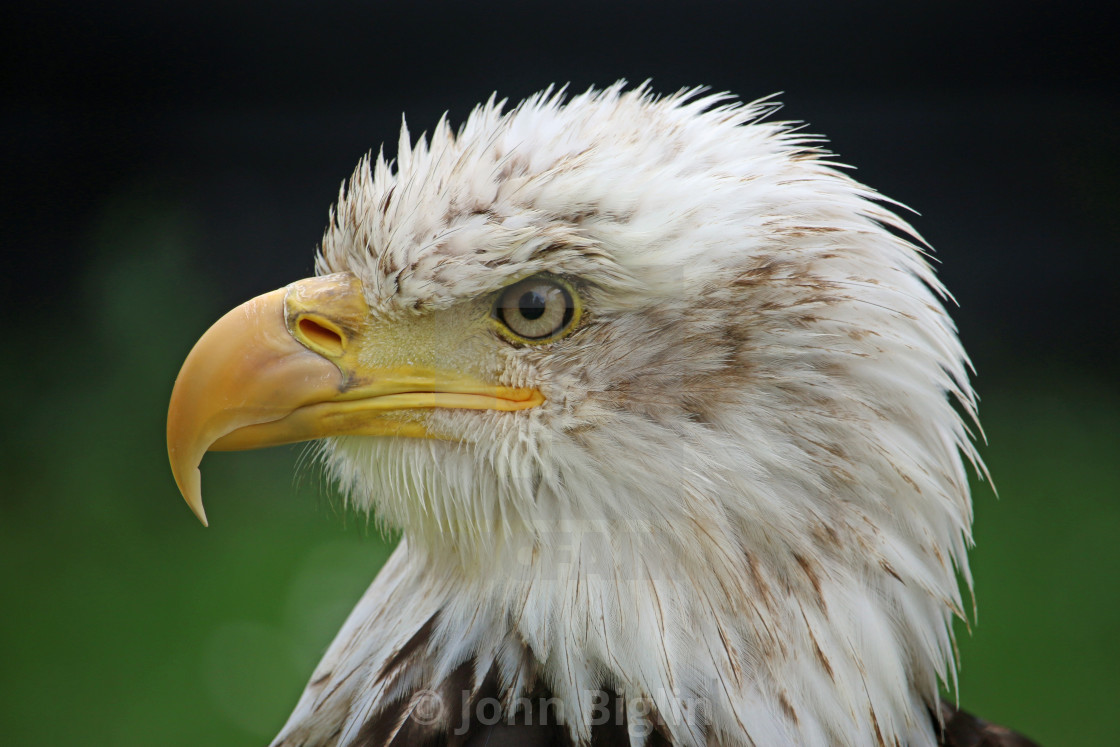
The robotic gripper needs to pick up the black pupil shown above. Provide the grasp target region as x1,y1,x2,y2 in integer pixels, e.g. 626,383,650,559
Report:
519,290,547,320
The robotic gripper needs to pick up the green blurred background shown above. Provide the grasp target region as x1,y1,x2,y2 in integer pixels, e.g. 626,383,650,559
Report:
3,3,1117,745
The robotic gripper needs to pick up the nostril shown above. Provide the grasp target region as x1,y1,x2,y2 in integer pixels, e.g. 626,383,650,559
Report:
296,317,345,358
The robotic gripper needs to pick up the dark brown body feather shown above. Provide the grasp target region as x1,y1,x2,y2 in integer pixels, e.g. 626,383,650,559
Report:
935,701,1041,747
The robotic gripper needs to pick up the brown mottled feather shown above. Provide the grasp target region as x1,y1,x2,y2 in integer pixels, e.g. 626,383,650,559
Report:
377,614,439,686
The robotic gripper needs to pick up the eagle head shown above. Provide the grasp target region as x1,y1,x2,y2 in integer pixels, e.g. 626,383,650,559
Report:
168,84,985,747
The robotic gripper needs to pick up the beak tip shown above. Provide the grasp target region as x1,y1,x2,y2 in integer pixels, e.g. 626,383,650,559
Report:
189,496,209,527
175,466,210,527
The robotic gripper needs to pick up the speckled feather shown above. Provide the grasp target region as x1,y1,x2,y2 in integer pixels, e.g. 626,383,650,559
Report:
268,84,1033,747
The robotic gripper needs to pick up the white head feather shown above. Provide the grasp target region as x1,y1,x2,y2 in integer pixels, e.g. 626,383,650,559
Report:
273,83,981,747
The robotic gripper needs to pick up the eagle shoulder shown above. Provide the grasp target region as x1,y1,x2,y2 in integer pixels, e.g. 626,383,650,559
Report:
936,700,1041,747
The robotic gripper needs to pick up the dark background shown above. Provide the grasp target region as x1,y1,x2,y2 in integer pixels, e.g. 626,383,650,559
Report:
2,2,1117,745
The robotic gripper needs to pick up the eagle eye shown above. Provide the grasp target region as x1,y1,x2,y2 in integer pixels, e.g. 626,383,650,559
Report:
494,276,578,343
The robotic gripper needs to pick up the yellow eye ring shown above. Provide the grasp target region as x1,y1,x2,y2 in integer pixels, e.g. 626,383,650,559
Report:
492,275,581,344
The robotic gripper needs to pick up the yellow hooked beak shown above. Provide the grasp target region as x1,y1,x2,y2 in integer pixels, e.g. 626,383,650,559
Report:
167,273,543,526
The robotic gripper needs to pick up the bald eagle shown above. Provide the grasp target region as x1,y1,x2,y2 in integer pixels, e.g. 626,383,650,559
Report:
167,84,1038,746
